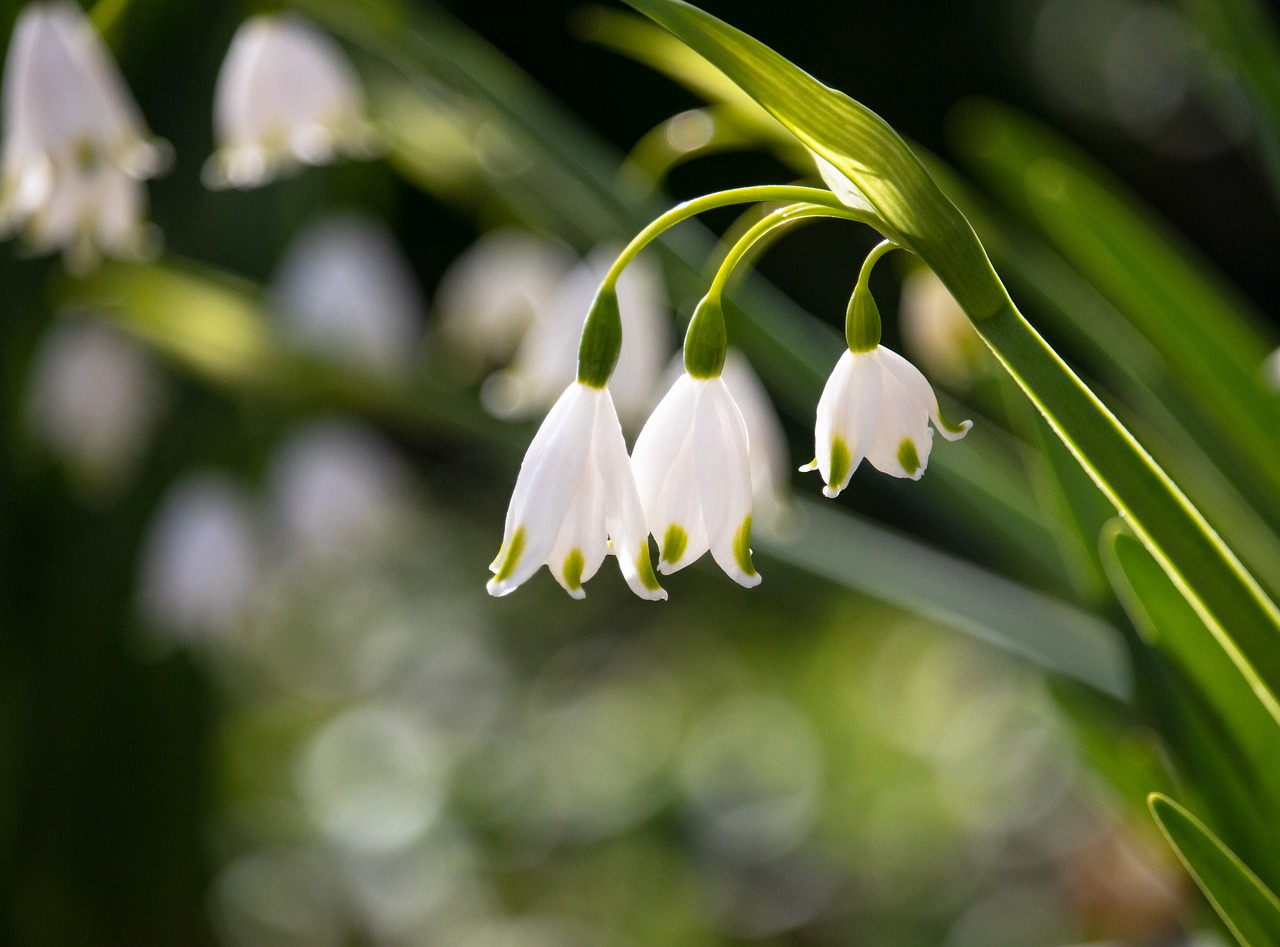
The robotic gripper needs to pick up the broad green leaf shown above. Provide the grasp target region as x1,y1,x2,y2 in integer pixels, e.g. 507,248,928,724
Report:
951,100,1280,511
924,152,1280,596
1104,525,1280,810
620,0,1280,720
1150,794,1280,947
761,498,1130,699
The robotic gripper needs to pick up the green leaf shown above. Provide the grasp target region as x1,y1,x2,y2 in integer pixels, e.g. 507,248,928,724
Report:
1104,525,1280,811
620,0,1005,320
761,498,1131,699
620,0,1280,722
923,150,1280,597
951,101,1280,514
1149,793,1280,947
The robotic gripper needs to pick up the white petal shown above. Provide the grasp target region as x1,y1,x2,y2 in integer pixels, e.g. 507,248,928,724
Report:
864,354,934,480
808,350,880,498
487,383,593,596
721,349,790,516
878,345,972,442
546,450,608,599
592,387,666,600
694,378,759,587
632,375,706,573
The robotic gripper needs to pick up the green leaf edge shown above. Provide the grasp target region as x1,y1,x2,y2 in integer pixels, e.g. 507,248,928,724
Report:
1149,793,1280,947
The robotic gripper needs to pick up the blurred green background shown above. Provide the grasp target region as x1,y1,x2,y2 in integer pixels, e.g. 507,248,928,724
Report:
2,0,1278,944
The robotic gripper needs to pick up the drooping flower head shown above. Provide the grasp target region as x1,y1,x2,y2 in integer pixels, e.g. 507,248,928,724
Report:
488,381,665,600
0,1,168,268
631,297,760,587
658,347,791,524
632,370,760,587
803,241,971,498
802,344,971,497
205,14,376,190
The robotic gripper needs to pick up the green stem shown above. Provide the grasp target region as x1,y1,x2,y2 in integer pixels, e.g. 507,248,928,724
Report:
845,239,899,352
684,202,869,378
600,185,864,289
855,239,898,290
706,202,867,301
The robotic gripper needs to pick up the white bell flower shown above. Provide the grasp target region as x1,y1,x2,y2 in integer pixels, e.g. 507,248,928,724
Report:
802,345,971,497
435,228,575,373
25,318,165,488
268,212,424,377
138,473,260,643
0,1,167,268
488,382,665,601
631,372,760,587
205,14,376,190
482,248,673,429
658,348,791,523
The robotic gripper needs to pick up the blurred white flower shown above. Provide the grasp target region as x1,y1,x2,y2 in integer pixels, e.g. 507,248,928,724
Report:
488,382,665,601
435,228,575,372
138,473,259,642
802,345,971,497
632,373,760,587
899,267,985,391
267,419,414,559
269,212,424,377
482,248,673,429
0,1,167,269
205,14,376,190
25,319,164,488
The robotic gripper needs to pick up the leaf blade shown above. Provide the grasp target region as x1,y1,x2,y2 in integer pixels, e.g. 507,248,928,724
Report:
1149,793,1280,947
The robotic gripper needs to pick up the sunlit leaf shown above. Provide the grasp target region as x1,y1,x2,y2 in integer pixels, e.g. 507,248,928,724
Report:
951,100,1280,512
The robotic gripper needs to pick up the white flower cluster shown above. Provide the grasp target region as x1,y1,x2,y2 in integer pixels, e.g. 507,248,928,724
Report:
476,232,970,602
0,4,374,267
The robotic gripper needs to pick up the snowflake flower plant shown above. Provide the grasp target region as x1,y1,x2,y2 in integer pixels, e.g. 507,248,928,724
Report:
488,162,972,600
